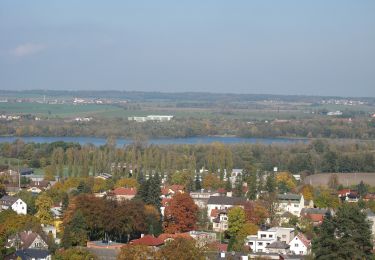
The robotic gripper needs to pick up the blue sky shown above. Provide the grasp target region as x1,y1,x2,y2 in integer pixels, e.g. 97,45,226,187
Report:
0,1,374,97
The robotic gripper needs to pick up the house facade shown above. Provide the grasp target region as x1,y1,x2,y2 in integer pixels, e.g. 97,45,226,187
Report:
0,196,27,215
277,193,305,217
289,233,311,255
7,231,48,250
206,196,245,219
245,227,295,253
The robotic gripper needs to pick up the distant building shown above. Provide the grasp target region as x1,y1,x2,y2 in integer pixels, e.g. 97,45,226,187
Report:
109,187,137,201
128,115,173,122
7,231,48,250
190,189,220,209
15,249,51,260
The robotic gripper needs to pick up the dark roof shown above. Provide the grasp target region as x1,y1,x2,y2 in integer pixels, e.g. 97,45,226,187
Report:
0,195,18,206
16,249,50,260
301,208,328,215
20,168,34,175
277,193,301,201
266,241,290,249
207,196,246,205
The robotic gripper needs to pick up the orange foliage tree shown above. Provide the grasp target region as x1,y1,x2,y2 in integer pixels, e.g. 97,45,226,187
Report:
163,193,198,233
300,184,314,201
243,201,268,225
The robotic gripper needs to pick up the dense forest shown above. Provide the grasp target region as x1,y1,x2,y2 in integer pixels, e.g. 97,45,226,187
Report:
1,117,375,139
1,139,375,180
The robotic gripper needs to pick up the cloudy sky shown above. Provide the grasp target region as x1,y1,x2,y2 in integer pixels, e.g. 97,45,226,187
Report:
0,1,374,97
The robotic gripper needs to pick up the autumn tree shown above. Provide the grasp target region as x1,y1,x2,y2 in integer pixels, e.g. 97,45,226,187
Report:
54,247,97,260
35,193,54,225
227,207,246,252
117,245,156,260
300,184,314,201
62,210,88,248
157,238,206,260
202,173,223,190
163,193,198,233
244,201,268,225
276,172,296,193
114,178,139,189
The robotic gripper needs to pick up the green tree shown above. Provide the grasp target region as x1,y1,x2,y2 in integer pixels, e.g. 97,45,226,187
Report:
227,207,246,237
265,173,276,193
312,204,373,259
195,174,202,191
62,210,88,248
357,181,368,198
247,171,257,200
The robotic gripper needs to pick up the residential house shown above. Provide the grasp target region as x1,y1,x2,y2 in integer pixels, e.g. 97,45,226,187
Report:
160,198,171,217
7,231,48,250
109,187,137,201
300,208,329,226
130,235,164,247
212,210,229,232
207,196,245,219
190,189,220,208
277,193,305,217
188,231,216,246
20,168,34,176
161,185,184,198
27,180,50,194
266,241,290,254
338,189,359,202
245,227,295,253
0,196,27,215
289,233,311,255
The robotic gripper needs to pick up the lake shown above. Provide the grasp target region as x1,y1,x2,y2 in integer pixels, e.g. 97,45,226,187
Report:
0,136,308,146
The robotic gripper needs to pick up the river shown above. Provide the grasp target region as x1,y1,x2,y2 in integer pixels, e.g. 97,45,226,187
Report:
0,136,308,146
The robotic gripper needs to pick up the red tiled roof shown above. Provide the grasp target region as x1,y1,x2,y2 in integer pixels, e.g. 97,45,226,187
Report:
131,235,164,246
297,233,311,248
307,214,324,223
112,187,137,196
209,242,228,252
338,189,351,196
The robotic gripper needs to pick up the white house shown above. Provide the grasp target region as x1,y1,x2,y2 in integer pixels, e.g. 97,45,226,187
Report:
0,196,27,215
207,196,245,220
212,210,229,232
245,227,295,253
277,193,305,217
289,233,311,255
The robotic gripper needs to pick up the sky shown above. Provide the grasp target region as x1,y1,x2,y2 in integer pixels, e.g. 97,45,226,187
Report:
0,1,374,97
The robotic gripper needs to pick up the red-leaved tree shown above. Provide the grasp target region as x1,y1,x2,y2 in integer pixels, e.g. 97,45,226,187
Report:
163,193,198,233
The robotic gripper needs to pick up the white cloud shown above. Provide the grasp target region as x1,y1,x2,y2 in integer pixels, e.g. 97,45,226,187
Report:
11,43,46,57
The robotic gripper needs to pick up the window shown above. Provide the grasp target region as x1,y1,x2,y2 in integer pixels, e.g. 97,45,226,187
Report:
266,243,270,246
269,235,273,238
282,235,286,238
300,251,304,254
258,242,263,246
294,204,299,207
257,249,262,252
249,242,253,245
295,243,299,247
261,234,266,238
